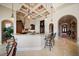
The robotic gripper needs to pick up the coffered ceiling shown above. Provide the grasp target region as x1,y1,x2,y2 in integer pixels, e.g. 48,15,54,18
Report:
17,3,54,20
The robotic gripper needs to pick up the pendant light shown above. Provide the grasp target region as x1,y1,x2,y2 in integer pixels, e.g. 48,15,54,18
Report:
11,3,14,18
27,4,31,19
45,4,47,18
51,6,53,22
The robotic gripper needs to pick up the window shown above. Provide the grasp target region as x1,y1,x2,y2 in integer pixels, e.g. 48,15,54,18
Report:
5,23,11,28
62,24,67,33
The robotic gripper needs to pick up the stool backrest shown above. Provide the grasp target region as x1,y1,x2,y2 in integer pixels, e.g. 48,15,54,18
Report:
52,33,56,39
45,33,56,41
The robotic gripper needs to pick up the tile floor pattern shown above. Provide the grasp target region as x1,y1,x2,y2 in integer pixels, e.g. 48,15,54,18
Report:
0,44,7,56
0,38,79,56
16,38,78,56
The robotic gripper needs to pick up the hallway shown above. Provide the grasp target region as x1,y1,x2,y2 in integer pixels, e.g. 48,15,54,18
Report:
16,38,78,56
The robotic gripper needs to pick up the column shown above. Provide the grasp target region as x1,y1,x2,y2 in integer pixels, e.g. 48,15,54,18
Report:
14,11,16,35
0,18,2,45
77,17,79,46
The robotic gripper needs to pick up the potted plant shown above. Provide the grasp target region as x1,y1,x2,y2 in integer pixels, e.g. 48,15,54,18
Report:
2,26,13,42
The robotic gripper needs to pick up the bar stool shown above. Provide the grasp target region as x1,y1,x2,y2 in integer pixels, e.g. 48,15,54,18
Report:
44,33,56,51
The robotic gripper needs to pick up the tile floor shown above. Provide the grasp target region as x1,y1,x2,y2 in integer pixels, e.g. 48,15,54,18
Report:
16,38,78,56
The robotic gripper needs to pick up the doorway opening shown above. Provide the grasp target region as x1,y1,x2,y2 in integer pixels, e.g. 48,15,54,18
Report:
49,23,53,33
58,15,77,41
40,20,45,33
16,20,24,34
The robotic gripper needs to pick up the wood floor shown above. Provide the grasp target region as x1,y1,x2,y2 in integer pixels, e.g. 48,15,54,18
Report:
16,38,78,56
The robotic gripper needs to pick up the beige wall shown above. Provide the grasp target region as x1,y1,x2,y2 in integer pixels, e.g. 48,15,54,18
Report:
0,5,12,18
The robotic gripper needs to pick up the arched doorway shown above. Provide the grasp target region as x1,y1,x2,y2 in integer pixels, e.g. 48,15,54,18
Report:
1,20,13,44
49,23,53,33
58,15,77,41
